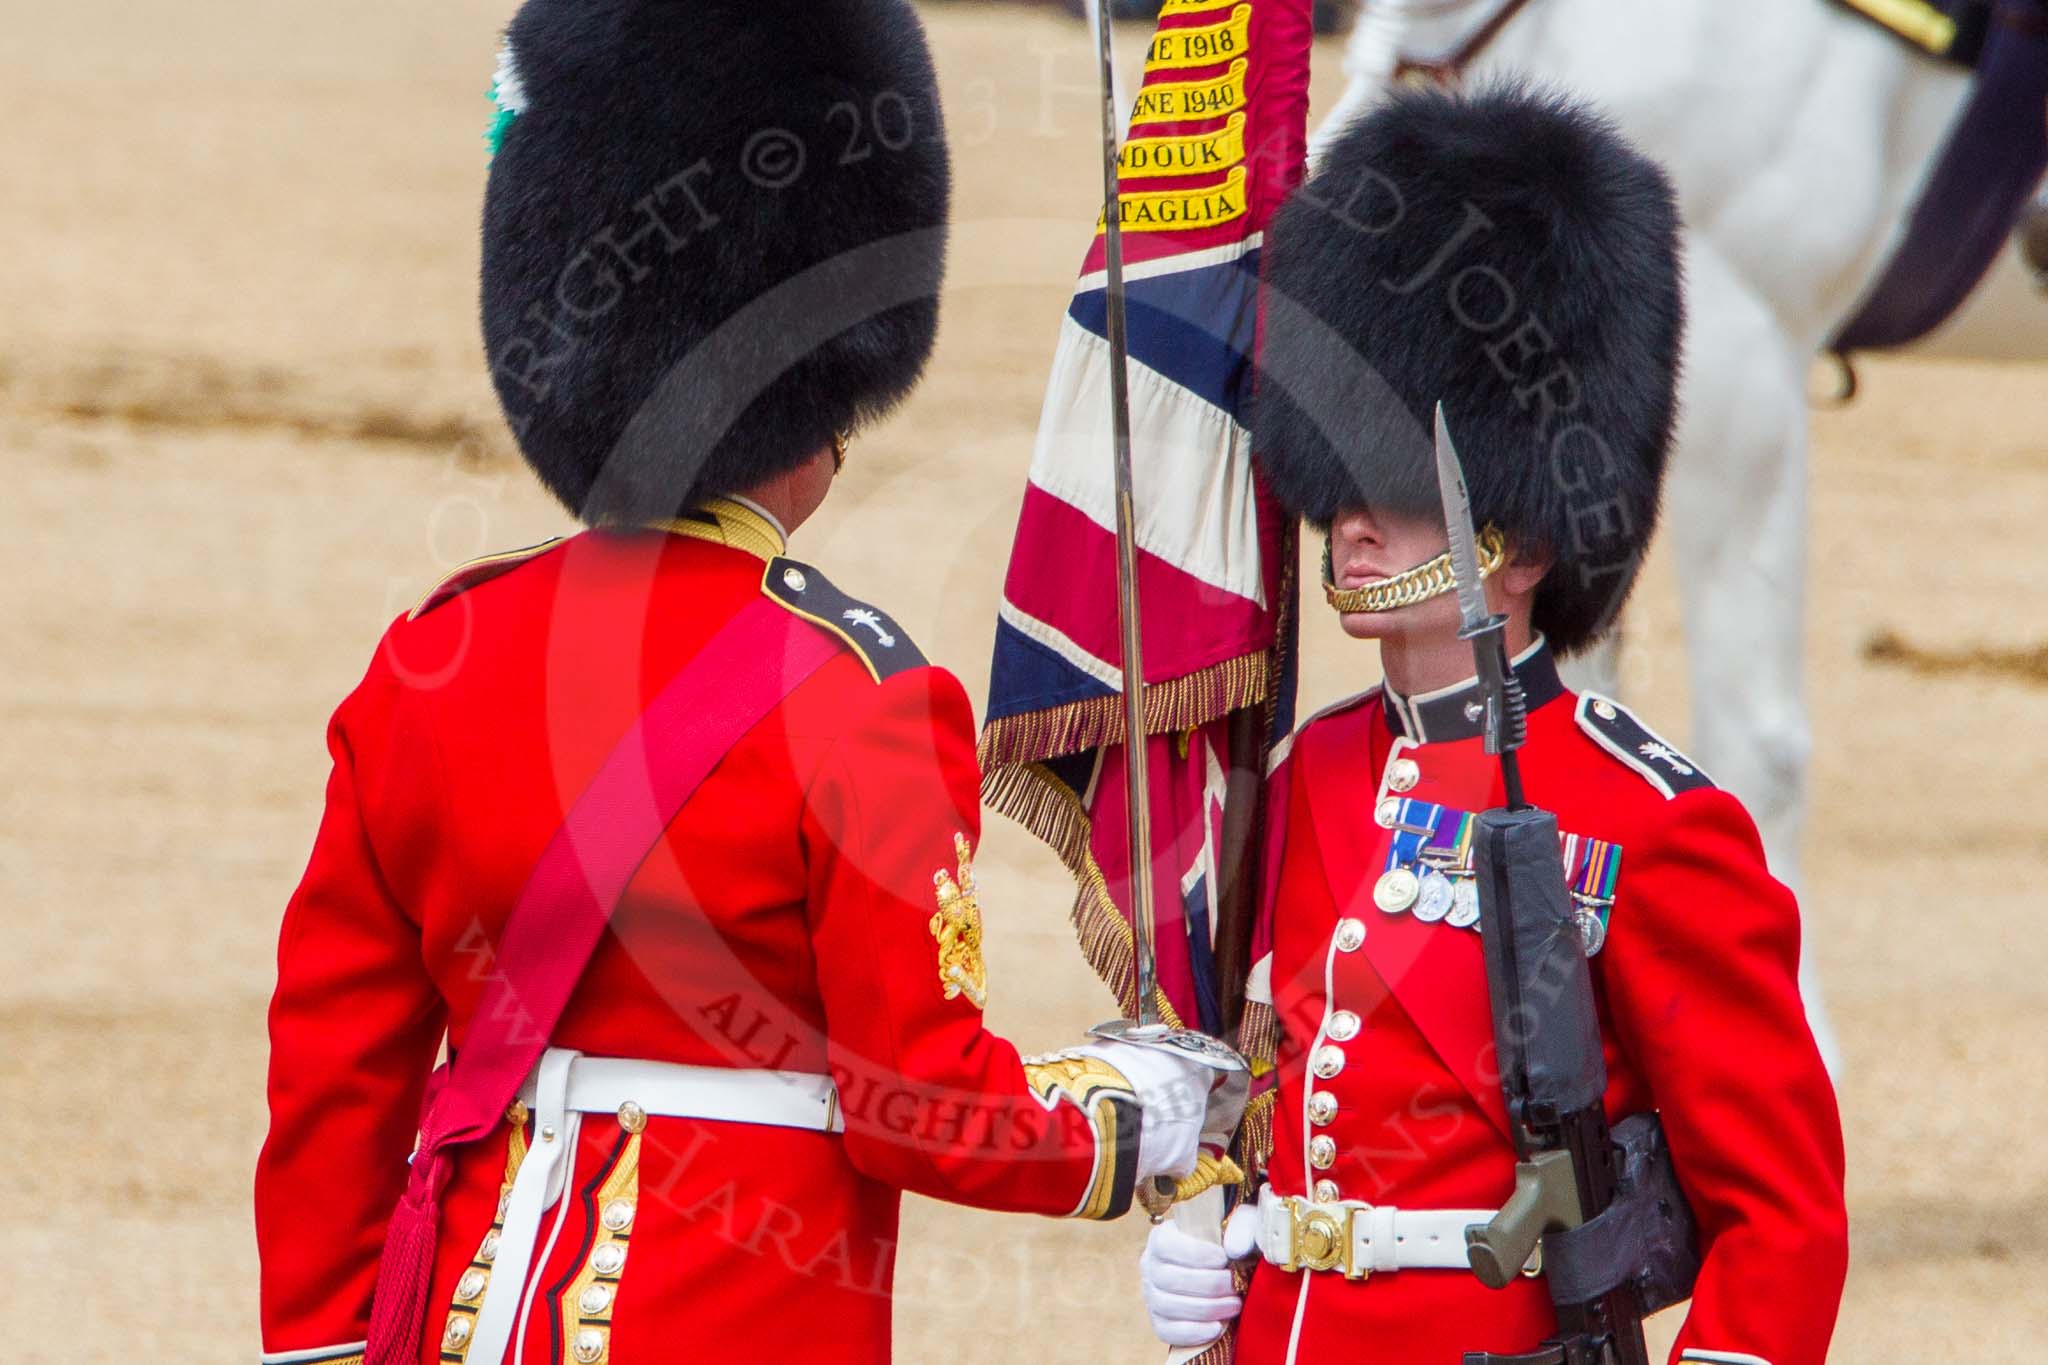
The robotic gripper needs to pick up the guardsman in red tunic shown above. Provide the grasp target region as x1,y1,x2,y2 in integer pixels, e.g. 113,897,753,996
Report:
254,5,1220,1364
1136,88,1849,1365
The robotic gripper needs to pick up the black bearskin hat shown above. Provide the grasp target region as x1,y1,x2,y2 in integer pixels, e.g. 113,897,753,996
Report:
1254,84,1683,655
481,0,950,524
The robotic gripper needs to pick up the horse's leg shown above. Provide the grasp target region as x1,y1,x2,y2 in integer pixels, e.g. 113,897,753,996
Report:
1668,239,1842,1073
1308,13,1397,162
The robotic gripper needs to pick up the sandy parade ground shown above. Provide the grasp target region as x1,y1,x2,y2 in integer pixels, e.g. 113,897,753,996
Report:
3,1,2045,1360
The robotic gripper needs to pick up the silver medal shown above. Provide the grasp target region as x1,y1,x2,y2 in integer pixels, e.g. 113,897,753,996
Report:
1374,868,1421,915
1447,877,1481,929
1574,906,1608,957
1414,869,1455,923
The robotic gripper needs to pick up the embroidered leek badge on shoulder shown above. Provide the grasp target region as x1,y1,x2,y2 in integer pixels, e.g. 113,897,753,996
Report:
762,556,928,682
930,833,988,1009
1576,694,1716,799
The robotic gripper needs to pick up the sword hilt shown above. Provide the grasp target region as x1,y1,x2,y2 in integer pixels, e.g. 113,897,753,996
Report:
1140,1176,1179,1222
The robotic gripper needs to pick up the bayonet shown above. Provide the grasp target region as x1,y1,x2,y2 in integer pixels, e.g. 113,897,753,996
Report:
1435,403,1495,642
1433,403,1527,799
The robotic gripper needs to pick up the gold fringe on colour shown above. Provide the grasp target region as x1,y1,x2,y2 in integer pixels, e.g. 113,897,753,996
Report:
979,760,1182,1028
1237,1089,1277,1181
976,653,1270,770
1236,998,1279,1077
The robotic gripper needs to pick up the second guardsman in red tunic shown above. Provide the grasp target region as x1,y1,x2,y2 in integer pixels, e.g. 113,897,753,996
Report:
254,5,1221,1365
1136,87,1849,1365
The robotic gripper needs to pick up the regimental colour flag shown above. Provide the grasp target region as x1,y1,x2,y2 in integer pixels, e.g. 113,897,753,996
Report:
980,0,1313,1062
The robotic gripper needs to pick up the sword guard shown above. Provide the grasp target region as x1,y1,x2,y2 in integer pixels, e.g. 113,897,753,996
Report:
1089,1020,1251,1223
1087,1019,1250,1073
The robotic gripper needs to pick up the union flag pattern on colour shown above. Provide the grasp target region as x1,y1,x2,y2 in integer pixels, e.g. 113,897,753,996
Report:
979,0,1313,1113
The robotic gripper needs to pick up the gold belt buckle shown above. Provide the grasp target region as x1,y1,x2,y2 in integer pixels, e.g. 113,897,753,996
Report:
1287,1200,1366,1280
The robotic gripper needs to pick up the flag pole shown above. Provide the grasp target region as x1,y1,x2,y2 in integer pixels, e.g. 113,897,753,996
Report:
1087,0,1160,1030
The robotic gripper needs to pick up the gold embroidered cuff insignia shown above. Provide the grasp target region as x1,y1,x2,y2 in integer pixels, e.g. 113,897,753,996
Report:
1021,1052,1143,1220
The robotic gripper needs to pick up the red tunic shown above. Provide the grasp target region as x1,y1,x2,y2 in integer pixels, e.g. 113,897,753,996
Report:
1236,648,1847,1365
255,502,1134,1365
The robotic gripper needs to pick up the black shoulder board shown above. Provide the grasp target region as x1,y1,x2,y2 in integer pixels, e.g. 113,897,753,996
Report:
1575,693,1717,799
762,556,928,683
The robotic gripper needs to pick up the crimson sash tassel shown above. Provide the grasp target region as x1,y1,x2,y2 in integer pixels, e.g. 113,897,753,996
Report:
365,1151,448,1365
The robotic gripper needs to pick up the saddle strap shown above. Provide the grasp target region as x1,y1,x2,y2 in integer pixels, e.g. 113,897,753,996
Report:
1834,2,2048,351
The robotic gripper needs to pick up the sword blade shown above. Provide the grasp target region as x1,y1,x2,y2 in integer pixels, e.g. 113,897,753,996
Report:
1091,0,1159,1028
1434,402,1492,636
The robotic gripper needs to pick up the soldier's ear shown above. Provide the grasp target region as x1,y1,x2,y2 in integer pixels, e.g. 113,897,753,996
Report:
1500,542,1553,598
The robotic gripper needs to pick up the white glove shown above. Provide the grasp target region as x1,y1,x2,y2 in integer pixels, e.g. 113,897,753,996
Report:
1222,1200,1260,1260
1140,1218,1243,1348
1076,1040,1211,1184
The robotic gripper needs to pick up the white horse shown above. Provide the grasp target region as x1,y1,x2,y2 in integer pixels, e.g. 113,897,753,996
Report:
1316,0,2048,1067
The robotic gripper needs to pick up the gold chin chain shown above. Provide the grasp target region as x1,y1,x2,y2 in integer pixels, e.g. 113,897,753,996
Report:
1325,526,1508,614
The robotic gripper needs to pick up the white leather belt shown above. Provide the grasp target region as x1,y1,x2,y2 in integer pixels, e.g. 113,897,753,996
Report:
514,1054,845,1134
1256,1185,1514,1279
467,1049,841,1365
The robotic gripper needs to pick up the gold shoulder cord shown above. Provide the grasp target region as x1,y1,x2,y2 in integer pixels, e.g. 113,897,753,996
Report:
1324,526,1507,614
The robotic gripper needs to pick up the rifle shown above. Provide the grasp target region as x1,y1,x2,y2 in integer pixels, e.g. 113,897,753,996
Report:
1432,406,1701,1365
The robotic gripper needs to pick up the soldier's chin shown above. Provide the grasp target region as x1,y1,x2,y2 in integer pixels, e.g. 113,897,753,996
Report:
1338,586,1464,643
1337,598,1421,641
